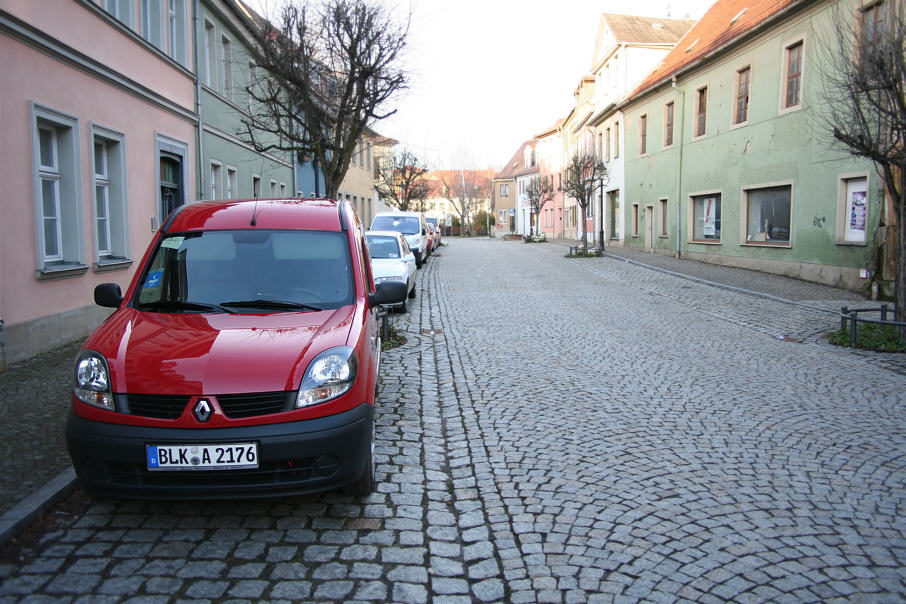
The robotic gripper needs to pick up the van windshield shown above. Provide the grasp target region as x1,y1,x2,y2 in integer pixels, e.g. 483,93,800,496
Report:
134,229,353,313
371,215,420,235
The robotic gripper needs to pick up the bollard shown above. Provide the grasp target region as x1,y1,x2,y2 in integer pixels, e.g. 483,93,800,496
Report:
381,311,389,340
841,307,848,331
881,303,888,322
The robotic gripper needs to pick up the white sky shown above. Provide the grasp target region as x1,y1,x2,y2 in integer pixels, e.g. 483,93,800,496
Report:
244,0,716,169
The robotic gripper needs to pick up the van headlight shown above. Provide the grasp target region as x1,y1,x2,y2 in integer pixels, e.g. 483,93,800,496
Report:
73,350,115,410
296,346,358,408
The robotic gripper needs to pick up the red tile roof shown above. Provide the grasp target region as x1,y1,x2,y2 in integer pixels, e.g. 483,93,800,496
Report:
629,0,804,99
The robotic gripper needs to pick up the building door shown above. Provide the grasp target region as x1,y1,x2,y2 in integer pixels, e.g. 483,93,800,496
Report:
160,154,183,218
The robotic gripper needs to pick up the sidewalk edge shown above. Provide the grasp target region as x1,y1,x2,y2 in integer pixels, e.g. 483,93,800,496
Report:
0,468,76,545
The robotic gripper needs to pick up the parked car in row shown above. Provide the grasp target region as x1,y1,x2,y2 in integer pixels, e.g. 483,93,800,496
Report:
66,198,407,500
365,230,417,312
370,211,429,268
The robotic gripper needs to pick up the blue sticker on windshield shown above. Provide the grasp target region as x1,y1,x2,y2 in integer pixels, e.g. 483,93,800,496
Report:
144,270,163,289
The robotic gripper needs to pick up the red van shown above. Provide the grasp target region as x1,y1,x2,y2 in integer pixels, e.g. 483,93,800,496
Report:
66,199,406,499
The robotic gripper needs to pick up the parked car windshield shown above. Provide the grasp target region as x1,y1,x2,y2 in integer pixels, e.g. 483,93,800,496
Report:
134,229,353,312
365,234,403,259
371,215,420,235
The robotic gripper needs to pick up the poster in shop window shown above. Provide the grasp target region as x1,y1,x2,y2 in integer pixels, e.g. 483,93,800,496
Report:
703,197,716,237
844,178,867,242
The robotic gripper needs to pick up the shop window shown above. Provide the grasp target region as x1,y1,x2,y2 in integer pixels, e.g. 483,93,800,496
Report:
744,185,791,244
691,193,721,242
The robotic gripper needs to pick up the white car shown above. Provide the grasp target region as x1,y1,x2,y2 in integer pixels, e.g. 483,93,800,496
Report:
370,211,429,268
365,230,417,312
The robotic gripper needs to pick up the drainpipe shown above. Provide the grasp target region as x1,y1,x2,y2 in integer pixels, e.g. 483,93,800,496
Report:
193,0,206,200
671,76,685,259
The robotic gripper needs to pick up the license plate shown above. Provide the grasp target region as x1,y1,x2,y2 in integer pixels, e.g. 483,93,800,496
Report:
146,443,258,471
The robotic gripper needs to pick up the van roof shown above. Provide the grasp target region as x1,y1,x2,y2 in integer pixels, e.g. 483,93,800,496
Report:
164,199,344,233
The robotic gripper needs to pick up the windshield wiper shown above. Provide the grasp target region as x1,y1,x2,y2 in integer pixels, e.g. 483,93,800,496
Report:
136,300,233,313
220,299,323,312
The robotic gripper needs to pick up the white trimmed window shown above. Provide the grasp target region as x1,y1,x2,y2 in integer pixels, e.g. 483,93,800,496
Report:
659,198,668,237
91,126,129,266
639,114,648,155
204,20,216,87
210,161,223,199
664,102,675,147
783,41,803,110
270,180,278,197
734,67,750,125
695,86,708,137
105,0,133,25
140,0,163,48
838,175,869,244
166,0,186,65
226,166,238,199
280,182,287,197
32,104,85,273
221,35,233,99
252,175,261,198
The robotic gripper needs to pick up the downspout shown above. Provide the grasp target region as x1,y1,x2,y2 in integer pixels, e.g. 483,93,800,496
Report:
193,0,206,200
671,76,685,259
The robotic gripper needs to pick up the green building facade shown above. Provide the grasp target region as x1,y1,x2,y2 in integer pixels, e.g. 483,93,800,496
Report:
195,0,294,202
620,0,882,293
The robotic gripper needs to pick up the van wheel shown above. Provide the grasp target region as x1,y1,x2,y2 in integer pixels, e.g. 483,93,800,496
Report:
398,298,408,313
343,422,375,496
408,286,416,299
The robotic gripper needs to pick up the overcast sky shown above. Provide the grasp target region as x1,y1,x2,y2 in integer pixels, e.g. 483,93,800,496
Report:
245,0,716,169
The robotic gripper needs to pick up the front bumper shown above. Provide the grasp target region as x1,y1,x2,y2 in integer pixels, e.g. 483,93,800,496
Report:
66,403,373,500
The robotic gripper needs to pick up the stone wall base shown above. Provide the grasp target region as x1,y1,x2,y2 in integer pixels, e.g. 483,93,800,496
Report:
0,305,113,372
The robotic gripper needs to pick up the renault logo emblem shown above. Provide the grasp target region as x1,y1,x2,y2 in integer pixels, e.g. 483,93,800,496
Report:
193,399,212,422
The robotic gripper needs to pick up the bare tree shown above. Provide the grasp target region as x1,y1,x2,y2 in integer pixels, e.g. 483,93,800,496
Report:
240,0,409,199
562,152,608,252
525,175,554,237
374,148,431,211
820,1,905,334
439,170,491,236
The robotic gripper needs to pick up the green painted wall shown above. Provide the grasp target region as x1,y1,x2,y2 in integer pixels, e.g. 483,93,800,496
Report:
622,0,880,290
197,1,293,201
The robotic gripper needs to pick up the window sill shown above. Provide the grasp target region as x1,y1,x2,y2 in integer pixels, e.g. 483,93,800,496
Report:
690,239,722,245
94,257,133,273
741,242,791,248
835,240,867,247
36,263,90,281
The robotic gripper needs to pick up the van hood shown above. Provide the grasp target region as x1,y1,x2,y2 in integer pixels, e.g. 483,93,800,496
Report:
86,306,354,395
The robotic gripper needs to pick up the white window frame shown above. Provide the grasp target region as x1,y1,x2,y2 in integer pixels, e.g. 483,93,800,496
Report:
638,113,648,156
280,182,287,197
221,34,233,99
90,125,130,268
270,180,278,197
166,0,186,65
664,101,675,148
693,84,708,139
252,175,261,198
732,66,751,127
836,172,870,245
204,20,216,88
31,103,85,275
210,160,223,199
226,166,238,199
658,198,668,237
105,0,133,26
140,0,163,48
780,38,805,114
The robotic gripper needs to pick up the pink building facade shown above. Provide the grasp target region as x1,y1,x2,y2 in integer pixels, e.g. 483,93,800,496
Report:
0,0,197,367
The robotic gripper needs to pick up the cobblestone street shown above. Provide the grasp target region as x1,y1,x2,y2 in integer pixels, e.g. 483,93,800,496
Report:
2,238,905,602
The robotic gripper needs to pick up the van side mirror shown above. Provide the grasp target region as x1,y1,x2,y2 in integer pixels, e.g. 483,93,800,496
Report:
94,283,123,308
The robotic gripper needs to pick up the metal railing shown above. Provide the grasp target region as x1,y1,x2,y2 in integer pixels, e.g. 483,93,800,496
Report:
839,304,905,347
